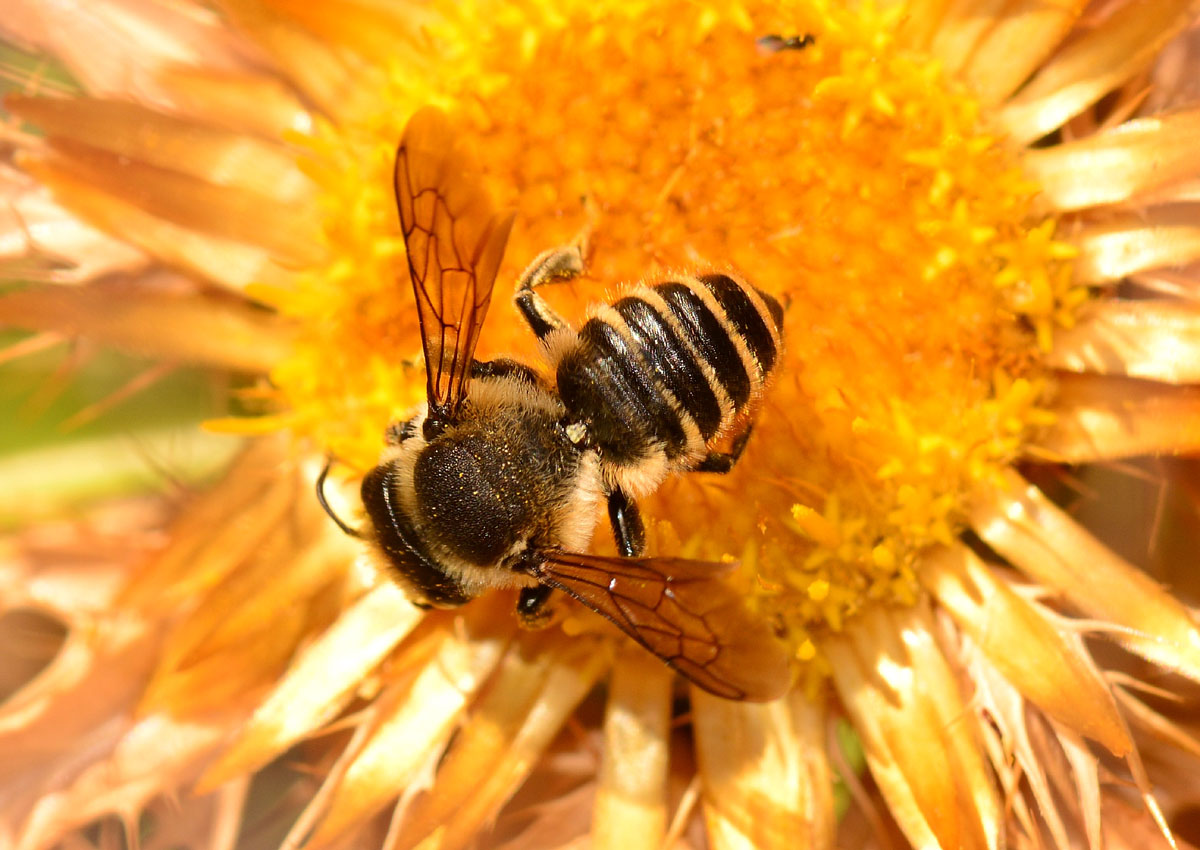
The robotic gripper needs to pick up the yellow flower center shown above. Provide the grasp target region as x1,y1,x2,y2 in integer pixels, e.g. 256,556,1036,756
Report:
260,0,1082,678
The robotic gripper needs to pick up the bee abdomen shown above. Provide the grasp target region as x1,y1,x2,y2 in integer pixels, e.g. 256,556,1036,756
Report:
556,316,692,465
612,295,724,440
652,272,783,427
555,270,783,467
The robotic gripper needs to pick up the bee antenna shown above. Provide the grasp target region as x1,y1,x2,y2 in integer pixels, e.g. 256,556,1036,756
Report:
317,455,364,539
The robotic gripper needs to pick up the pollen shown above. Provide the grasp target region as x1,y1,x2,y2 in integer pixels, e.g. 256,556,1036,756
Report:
265,0,1081,673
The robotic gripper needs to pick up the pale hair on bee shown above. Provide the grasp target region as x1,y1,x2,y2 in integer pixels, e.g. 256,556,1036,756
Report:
320,106,791,701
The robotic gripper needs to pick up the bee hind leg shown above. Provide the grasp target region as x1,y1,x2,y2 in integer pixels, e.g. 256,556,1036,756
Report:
696,426,754,474
514,200,596,341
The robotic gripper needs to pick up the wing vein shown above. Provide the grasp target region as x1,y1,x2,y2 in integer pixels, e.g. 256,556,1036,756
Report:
393,107,513,423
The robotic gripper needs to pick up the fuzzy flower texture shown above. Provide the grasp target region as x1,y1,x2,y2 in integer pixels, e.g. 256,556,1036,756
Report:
4,0,1200,848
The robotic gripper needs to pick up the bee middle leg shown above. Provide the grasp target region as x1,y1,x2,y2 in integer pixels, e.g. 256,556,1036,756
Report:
517,487,643,629
607,488,647,557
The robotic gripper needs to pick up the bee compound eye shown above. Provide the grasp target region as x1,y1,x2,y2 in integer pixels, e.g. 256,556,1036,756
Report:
422,417,447,442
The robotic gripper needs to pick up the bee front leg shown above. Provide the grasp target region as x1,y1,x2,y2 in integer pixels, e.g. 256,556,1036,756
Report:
514,202,596,341
469,357,542,384
516,584,557,628
607,489,646,558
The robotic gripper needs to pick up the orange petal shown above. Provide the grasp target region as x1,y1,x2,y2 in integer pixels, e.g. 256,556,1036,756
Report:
958,0,1087,106
0,627,151,769
14,709,236,850
997,0,1197,145
1046,300,1200,382
4,0,258,105
2,187,149,283
970,468,1200,682
821,604,1000,850
1022,108,1200,211
0,280,293,373
145,530,347,706
1071,206,1200,284
134,459,344,717
692,688,835,850
1059,728,1104,850
6,95,312,204
1034,373,1200,461
0,499,139,619
118,441,302,616
593,651,673,850
260,0,424,72
0,599,253,846
929,0,1008,79
21,140,321,263
214,0,375,122
382,631,610,850
895,0,953,51
155,66,312,138
1116,686,1200,763
18,159,296,292
199,580,425,788
297,601,515,848
921,545,1131,755
139,605,311,716
969,658,1073,849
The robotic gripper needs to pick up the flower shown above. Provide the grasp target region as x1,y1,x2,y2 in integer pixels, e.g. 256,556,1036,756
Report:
3,0,1200,848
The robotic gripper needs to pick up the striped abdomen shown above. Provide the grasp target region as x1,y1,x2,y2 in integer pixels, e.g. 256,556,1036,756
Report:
555,271,784,470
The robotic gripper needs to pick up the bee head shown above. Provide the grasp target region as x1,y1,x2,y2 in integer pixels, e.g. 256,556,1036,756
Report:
359,411,473,608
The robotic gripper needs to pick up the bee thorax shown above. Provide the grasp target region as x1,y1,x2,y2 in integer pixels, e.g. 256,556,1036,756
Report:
411,401,595,571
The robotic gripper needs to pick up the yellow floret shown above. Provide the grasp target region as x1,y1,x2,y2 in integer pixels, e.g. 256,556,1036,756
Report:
263,0,1081,673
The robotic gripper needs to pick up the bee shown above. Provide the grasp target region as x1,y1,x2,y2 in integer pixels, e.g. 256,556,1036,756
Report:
321,107,790,701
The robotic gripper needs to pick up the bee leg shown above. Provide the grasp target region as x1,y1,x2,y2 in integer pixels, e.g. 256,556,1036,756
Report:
607,488,647,558
514,247,582,339
470,357,542,384
516,584,557,628
514,207,595,340
695,426,754,474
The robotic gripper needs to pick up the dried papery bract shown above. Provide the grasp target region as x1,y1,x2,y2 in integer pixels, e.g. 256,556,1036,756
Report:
375,632,610,850
920,546,1130,756
692,687,836,850
823,604,1000,850
971,469,1200,683
593,651,674,850
199,581,427,788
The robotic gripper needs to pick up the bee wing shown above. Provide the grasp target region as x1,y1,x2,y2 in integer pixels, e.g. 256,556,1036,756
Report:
536,551,791,701
395,107,516,422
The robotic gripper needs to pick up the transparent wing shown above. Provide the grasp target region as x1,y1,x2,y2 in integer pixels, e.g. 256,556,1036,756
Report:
394,106,516,422
536,551,790,701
